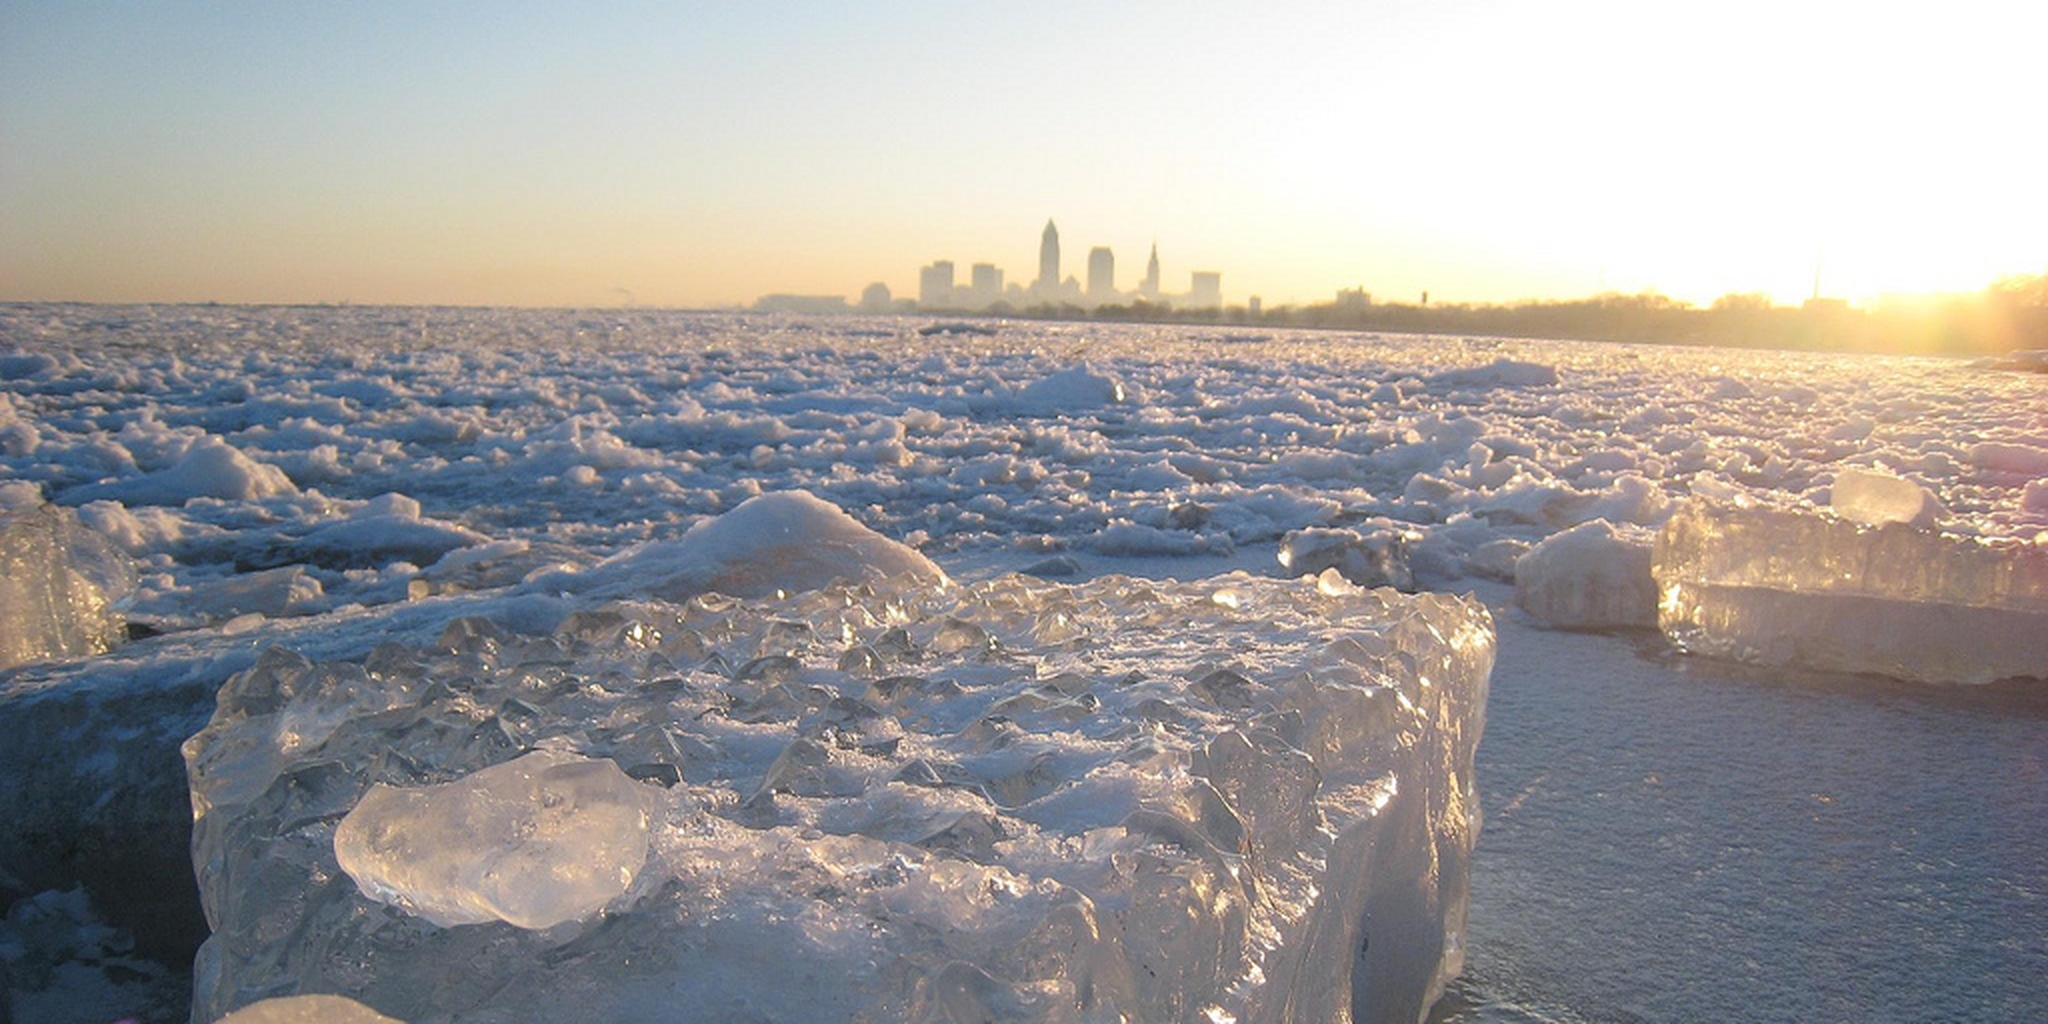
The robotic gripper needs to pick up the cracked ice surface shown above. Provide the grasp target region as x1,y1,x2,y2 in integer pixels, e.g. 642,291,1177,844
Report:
184,568,1492,1024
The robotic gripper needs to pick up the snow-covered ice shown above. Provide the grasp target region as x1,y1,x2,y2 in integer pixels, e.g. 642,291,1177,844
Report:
556,489,950,601
2,304,2045,1022
1513,519,1657,630
67,437,298,505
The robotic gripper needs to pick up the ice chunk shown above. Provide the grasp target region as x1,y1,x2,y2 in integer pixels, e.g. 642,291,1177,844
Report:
67,437,298,505
1279,525,1418,590
1011,365,1130,411
560,490,948,600
217,995,408,1024
1515,519,1657,629
0,504,134,669
185,565,325,621
357,492,422,519
186,570,1493,1024
1830,467,1944,528
408,539,592,599
1465,537,1530,582
1428,358,1558,389
285,514,488,570
1968,441,2048,476
0,479,41,509
1654,499,2048,683
2025,478,2048,516
332,751,651,929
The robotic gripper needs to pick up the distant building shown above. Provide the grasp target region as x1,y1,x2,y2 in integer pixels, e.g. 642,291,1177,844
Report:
971,263,1003,307
1037,219,1060,289
859,282,893,313
1189,271,1221,309
1141,243,1161,300
1247,295,1262,317
1336,287,1372,309
1087,247,1115,302
753,294,849,315
919,261,956,308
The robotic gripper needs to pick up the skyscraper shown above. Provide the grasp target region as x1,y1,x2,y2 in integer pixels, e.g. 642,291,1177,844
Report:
971,263,1003,306
1141,243,1161,300
1087,247,1115,302
1037,219,1060,289
1189,271,1221,309
919,261,955,308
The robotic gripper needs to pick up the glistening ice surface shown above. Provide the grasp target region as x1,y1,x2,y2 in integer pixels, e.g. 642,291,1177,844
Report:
184,566,1493,1023
1654,499,2048,684
0,502,133,669
2,305,2044,1023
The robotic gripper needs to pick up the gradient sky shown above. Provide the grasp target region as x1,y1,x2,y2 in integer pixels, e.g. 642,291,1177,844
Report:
3,1,2041,309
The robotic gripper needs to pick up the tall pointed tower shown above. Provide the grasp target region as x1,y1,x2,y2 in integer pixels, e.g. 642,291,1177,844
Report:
1142,242,1161,299
1038,219,1060,290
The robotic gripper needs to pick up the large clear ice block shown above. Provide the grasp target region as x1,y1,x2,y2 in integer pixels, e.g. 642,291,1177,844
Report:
184,568,1493,1024
1653,499,2048,684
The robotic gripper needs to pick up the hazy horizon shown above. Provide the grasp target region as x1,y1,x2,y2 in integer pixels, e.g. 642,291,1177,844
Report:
4,1,2041,310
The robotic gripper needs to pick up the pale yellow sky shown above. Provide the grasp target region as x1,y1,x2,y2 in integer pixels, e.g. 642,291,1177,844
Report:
2,1,2040,309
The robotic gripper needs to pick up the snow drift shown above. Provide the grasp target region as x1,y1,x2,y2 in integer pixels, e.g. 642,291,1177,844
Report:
556,490,948,601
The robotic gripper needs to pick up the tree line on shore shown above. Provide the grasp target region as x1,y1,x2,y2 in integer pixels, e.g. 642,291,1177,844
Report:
971,274,2048,356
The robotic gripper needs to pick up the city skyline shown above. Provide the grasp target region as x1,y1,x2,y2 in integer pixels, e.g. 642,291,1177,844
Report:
906,219,1227,313
757,218,1231,315
3,2,2042,309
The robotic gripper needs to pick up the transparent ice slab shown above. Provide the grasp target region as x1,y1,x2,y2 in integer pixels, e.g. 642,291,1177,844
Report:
1654,500,2048,684
185,569,1493,1024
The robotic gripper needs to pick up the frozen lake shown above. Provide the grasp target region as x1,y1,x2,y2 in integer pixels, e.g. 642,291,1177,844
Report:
2,305,2044,1022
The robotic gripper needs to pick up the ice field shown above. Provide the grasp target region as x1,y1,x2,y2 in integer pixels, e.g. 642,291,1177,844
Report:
1,304,2045,1022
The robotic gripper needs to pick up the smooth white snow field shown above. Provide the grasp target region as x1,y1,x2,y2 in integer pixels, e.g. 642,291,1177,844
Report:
2,304,2045,1023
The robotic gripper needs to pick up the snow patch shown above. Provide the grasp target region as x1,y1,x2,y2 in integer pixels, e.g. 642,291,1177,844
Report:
560,490,948,601
1514,519,1657,630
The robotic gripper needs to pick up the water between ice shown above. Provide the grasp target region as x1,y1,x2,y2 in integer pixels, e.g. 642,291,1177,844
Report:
1439,581,2047,1024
